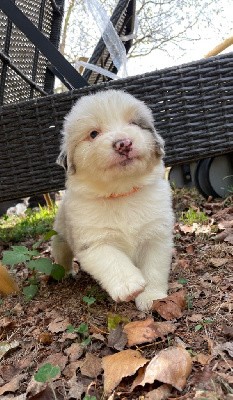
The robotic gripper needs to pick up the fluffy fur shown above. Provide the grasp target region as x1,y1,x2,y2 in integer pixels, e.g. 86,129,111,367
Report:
52,90,174,311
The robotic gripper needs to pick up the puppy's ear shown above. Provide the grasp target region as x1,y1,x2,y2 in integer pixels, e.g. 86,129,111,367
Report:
56,150,76,174
56,150,67,170
153,131,165,158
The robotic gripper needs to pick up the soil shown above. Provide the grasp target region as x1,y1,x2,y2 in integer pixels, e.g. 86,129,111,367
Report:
0,189,232,400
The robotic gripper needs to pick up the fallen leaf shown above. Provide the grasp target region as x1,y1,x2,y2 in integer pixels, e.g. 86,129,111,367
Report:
27,385,64,400
132,346,192,391
213,342,233,358
145,383,172,399
152,290,186,320
187,313,203,322
80,353,102,378
193,353,212,365
37,332,53,345
102,349,148,394
64,343,84,361
186,244,195,254
0,340,20,360
48,317,70,333
41,353,68,372
0,373,26,395
210,258,229,267
0,263,19,296
67,375,84,400
123,318,176,347
222,325,233,339
0,317,14,329
107,324,128,350
63,361,81,379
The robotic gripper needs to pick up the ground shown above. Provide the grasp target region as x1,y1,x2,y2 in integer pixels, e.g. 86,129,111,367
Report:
0,189,232,400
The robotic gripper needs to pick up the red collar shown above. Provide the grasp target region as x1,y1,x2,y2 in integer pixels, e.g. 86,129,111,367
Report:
104,186,142,199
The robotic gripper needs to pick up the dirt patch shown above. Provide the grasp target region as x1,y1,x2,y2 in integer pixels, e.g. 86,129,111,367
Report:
0,190,232,399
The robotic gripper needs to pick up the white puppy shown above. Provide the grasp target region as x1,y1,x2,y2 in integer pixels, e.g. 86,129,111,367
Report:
52,90,174,311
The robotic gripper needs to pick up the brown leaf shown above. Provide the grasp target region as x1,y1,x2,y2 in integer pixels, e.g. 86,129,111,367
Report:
123,318,176,347
0,373,26,395
38,332,53,345
80,353,102,378
222,324,233,339
67,375,85,400
193,353,212,365
48,317,70,333
210,258,229,267
152,290,186,320
187,313,203,322
213,342,233,358
186,244,195,254
107,324,128,350
27,385,64,400
0,263,19,296
132,346,192,391
64,343,84,361
145,383,172,400
102,349,148,394
41,353,68,372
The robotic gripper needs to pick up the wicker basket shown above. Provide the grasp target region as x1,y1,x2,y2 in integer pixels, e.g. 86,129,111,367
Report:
0,52,233,201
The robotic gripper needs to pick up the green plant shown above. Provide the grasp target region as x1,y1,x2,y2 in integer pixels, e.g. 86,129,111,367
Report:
195,318,214,332
34,363,60,399
180,207,208,225
2,243,65,301
0,206,56,243
67,323,91,346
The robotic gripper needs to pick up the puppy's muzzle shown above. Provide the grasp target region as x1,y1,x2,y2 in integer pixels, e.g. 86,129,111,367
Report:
113,138,133,156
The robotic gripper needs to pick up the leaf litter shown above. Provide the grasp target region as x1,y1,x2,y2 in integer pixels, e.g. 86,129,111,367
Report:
0,190,232,399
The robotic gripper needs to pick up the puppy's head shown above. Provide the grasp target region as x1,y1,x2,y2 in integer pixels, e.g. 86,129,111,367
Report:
58,90,164,189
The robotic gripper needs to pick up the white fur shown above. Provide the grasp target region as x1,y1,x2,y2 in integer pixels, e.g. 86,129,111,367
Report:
52,90,174,311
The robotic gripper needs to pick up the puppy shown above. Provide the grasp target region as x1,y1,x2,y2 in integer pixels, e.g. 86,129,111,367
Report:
52,90,174,311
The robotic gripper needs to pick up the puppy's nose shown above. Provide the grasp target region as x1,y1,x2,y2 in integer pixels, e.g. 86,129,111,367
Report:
113,138,133,155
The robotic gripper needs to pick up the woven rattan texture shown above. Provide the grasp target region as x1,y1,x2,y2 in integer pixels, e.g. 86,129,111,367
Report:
1,53,233,201
0,0,64,105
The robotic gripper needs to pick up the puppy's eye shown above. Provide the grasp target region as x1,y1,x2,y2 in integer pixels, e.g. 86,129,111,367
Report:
90,131,99,139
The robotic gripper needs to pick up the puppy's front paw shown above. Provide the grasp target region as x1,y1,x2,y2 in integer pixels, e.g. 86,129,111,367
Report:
108,272,146,303
135,289,167,311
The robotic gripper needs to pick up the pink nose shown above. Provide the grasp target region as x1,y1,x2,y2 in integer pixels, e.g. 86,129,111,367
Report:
113,138,133,155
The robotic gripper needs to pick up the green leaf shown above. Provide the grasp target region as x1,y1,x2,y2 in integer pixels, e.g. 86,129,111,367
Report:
178,277,188,285
66,323,88,334
27,258,53,274
81,337,91,347
107,313,130,331
23,284,39,301
194,324,203,332
2,250,31,266
34,363,60,383
66,324,76,333
82,296,96,306
43,230,57,241
50,264,65,281
203,318,214,324
83,396,97,400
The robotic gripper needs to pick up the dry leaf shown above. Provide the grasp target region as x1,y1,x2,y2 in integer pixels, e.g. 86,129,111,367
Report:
193,353,212,365
64,343,84,361
188,313,203,322
107,324,128,350
102,349,148,394
132,346,192,391
152,290,186,320
27,385,64,400
0,373,26,395
80,353,102,378
0,263,19,296
41,353,68,372
145,383,172,399
38,332,53,345
0,340,20,360
210,258,229,267
67,375,85,400
123,318,176,347
48,317,70,333
213,342,233,358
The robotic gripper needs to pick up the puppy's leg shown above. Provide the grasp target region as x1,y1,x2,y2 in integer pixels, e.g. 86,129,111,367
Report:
135,239,172,311
78,244,146,302
51,234,73,273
